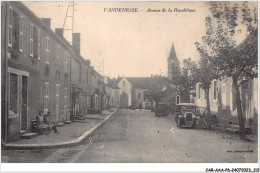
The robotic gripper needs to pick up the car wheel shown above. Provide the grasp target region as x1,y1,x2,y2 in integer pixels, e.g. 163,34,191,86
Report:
192,120,198,129
197,118,208,129
175,115,178,123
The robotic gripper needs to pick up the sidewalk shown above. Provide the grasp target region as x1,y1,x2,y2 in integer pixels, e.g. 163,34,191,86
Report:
3,109,118,150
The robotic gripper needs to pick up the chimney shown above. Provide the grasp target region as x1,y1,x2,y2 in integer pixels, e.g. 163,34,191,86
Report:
55,28,64,38
72,33,80,54
85,59,91,65
40,18,51,28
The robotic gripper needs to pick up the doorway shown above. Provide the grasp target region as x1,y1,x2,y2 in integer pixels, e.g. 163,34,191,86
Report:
21,76,28,131
8,68,29,134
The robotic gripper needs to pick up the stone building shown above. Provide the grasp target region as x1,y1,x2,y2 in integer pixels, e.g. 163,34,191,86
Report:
1,2,101,142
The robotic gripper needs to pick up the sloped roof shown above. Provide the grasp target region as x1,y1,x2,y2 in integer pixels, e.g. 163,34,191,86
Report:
237,29,257,50
107,77,120,89
125,76,167,90
168,42,178,60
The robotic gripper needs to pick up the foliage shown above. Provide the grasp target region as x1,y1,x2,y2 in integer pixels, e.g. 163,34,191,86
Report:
199,1,258,139
208,1,258,81
175,59,198,102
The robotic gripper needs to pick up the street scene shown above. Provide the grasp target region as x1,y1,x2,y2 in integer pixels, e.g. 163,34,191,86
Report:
2,109,258,163
1,1,258,170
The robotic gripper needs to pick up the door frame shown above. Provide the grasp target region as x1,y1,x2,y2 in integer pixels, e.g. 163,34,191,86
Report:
8,67,29,132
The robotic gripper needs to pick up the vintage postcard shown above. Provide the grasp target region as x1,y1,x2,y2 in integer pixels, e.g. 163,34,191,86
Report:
1,1,258,172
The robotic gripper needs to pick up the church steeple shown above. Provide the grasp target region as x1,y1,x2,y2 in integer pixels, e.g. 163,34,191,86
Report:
168,42,180,80
168,42,178,61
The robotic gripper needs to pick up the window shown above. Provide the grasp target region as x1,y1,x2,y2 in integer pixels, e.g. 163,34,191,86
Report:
44,82,49,114
57,46,60,67
65,74,68,83
9,73,18,115
230,83,233,111
138,93,141,99
45,37,49,63
19,15,23,52
64,87,68,106
64,53,68,73
56,84,60,106
221,84,226,110
37,30,40,59
56,71,60,80
176,95,180,104
229,83,236,111
8,7,13,47
33,27,40,59
56,84,60,122
29,24,33,56
213,81,217,100
198,85,200,99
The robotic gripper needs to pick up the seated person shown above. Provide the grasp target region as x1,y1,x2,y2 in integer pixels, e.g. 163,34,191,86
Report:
36,110,51,134
44,112,59,133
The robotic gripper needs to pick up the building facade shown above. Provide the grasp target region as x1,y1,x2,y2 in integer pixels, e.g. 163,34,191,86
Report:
1,2,102,143
195,77,258,135
195,32,258,135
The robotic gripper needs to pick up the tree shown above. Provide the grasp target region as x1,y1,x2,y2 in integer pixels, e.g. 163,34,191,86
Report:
184,54,218,130
185,14,220,129
175,59,198,103
205,2,258,139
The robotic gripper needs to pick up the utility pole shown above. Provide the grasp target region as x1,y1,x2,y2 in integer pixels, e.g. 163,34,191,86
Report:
63,2,75,120
63,2,75,44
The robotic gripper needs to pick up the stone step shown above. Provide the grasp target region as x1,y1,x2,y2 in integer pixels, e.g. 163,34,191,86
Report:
65,121,71,124
229,124,251,129
20,130,27,134
20,133,38,139
225,128,240,134
56,123,65,127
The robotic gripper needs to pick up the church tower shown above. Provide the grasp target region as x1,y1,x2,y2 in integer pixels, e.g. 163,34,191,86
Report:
168,42,180,81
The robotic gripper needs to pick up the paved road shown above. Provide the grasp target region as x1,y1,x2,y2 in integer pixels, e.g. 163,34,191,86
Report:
2,109,257,163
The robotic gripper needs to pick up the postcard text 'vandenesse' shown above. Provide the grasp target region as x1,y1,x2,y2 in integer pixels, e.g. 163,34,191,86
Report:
104,8,139,13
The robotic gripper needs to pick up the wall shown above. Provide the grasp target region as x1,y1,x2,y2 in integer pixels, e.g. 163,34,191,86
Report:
133,88,147,108
118,78,132,107
195,77,258,134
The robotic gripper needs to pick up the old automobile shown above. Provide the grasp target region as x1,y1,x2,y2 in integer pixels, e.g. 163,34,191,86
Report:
175,103,201,128
155,103,170,117
129,105,136,110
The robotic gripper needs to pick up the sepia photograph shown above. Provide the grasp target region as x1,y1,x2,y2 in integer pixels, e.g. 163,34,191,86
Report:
1,0,259,172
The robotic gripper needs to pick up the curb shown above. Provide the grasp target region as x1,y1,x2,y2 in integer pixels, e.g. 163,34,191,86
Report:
3,110,118,150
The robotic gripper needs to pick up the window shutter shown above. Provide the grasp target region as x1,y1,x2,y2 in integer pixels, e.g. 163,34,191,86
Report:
13,10,20,51
221,84,226,110
33,27,38,58
233,85,236,111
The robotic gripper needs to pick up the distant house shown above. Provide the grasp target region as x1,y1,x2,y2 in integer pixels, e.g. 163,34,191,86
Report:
117,76,169,108
103,76,120,108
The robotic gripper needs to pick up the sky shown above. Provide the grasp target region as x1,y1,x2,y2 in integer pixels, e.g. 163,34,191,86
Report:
23,1,255,78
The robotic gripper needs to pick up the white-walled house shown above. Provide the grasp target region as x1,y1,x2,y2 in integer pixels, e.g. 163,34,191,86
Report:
195,77,258,135
117,76,168,108
117,77,133,108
